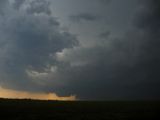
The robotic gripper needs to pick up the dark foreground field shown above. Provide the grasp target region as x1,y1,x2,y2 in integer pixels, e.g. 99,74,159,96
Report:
0,98,159,120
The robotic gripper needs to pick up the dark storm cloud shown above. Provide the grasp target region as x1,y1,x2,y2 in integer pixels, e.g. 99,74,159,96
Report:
69,13,99,22
51,0,160,100
0,0,160,100
0,0,78,91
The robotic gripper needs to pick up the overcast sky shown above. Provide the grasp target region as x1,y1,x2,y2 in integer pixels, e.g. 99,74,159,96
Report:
0,0,160,100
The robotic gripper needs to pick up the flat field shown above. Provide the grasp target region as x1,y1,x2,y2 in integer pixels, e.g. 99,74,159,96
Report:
0,99,159,120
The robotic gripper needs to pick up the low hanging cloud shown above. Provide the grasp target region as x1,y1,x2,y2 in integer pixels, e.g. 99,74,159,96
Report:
0,0,159,100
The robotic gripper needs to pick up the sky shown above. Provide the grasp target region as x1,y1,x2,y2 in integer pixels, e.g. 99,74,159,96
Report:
0,0,160,100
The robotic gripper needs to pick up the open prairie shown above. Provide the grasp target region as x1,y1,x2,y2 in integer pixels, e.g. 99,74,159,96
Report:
0,99,159,120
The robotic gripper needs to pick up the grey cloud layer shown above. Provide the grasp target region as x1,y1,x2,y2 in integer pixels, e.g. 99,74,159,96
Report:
0,0,159,100
53,0,160,100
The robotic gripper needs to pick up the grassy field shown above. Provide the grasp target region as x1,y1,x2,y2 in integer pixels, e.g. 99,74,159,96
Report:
0,98,159,120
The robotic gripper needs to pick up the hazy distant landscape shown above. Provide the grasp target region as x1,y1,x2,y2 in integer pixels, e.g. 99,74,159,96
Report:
0,98,159,120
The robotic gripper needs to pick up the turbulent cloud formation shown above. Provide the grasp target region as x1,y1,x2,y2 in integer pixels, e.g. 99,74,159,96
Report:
0,0,77,93
0,0,160,100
